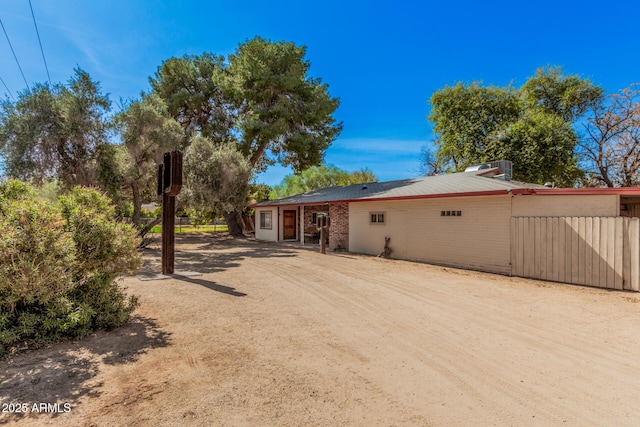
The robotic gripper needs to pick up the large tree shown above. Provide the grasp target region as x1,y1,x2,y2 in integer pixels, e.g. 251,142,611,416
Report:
521,66,603,122
0,68,111,189
183,136,252,219
150,37,342,235
115,94,186,226
271,164,377,199
150,53,234,140
580,84,640,187
225,37,343,172
429,82,521,171
427,67,603,186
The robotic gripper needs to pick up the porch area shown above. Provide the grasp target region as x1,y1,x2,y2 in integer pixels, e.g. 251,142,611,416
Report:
254,202,349,251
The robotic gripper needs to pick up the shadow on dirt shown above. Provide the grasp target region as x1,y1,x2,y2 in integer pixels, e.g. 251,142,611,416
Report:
174,276,247,297
139,233,299,275
0,316,170,423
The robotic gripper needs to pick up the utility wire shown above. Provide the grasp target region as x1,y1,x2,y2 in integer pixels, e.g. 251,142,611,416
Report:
0,75,15,101
28,0,51,85
0,17,30,90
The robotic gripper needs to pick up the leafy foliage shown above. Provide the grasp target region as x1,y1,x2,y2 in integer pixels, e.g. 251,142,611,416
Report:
183,136,252,215
0,68,112,189
427,66,603,186
115,94,185,226
0,180,141,354
429,82,521,171
521,66,604,122
497,110,582,185
151,38,342,235
249,183,272,203
150,53,233,140
271,164,378,198
226,37,343,172
184,208,216,228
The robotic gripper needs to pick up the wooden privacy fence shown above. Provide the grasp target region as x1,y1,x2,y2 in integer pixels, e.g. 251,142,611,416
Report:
511,217,640,291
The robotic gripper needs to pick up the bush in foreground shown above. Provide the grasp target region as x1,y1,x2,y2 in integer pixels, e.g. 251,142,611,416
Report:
0,180,142,355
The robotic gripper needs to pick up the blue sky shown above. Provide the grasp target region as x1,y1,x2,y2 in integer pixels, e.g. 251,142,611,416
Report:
1,0,639,186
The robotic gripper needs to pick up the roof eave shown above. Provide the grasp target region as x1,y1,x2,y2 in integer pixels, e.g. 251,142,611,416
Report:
251,189,515,207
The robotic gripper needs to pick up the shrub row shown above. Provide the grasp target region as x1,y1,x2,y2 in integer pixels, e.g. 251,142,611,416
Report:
0,180,142,355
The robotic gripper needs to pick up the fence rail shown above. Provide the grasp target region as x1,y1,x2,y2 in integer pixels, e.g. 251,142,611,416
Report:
511,217,640,291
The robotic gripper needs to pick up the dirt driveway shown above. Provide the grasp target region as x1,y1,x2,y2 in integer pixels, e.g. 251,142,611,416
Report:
3,234,640,426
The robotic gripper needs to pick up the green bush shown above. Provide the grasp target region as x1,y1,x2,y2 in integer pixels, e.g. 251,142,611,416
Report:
185,207,215,228
0,180,142,354
141,206,159,218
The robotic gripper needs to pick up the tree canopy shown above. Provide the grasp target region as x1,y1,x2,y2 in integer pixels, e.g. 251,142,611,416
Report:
150,53,233,140
427,66,604,186
429,82,521,171
183,136,252,218
226,37,343,172
115,94,185,225
151,37,342,174
150,37,342,234
0,68,111,189
580,84,640,187
271,164,377,199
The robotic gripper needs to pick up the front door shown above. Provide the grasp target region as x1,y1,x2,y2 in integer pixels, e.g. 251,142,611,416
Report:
283,210,297,240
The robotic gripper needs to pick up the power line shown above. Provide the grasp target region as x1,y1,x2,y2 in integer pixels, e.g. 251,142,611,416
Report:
0,17,30,90
0,75,16,101
28,0,51,85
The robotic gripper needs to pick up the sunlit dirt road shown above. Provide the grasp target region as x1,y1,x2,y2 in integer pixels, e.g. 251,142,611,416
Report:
3,234,640,426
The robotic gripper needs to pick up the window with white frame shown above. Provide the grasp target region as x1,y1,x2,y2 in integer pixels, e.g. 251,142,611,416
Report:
259,211,272,229
369,212,386,224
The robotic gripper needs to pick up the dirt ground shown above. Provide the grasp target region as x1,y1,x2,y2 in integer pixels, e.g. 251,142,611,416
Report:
3,234,640,426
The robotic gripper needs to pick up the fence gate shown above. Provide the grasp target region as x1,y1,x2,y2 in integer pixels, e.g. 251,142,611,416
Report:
511,217,640,291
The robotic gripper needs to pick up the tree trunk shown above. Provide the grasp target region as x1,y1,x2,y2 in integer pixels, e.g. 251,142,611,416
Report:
237,214,248,234
131,183,142,227
138,217,161,238
222,210,244,237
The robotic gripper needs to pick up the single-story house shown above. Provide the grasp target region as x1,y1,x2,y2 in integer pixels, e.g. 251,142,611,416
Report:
253,163,640,291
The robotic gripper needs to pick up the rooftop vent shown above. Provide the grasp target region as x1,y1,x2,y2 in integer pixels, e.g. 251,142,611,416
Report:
489,160,512,181
465,160,512,181
464,164,491,172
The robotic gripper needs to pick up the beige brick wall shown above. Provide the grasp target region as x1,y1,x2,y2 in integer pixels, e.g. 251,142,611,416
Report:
349,195,512,275
303,205,329,228
329,202,349,251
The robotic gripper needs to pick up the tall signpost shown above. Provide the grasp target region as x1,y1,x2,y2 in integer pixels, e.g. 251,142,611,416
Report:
157,151,183,275
316,215,330,254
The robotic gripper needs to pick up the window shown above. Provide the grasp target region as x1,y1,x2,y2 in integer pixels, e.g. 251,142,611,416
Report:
259,211,272,229
369,212,385,224
440,210,462,217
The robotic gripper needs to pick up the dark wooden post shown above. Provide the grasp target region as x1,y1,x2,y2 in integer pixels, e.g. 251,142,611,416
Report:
162,192,176,274
316,215,330,254
158,151,182,275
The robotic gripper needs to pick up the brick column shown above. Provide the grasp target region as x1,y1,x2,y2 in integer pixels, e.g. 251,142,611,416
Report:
329,202,349,251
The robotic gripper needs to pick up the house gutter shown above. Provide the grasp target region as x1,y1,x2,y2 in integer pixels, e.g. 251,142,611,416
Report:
510,188,640,196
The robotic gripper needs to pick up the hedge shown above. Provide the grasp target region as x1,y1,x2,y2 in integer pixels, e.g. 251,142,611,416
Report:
0,180,142,354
